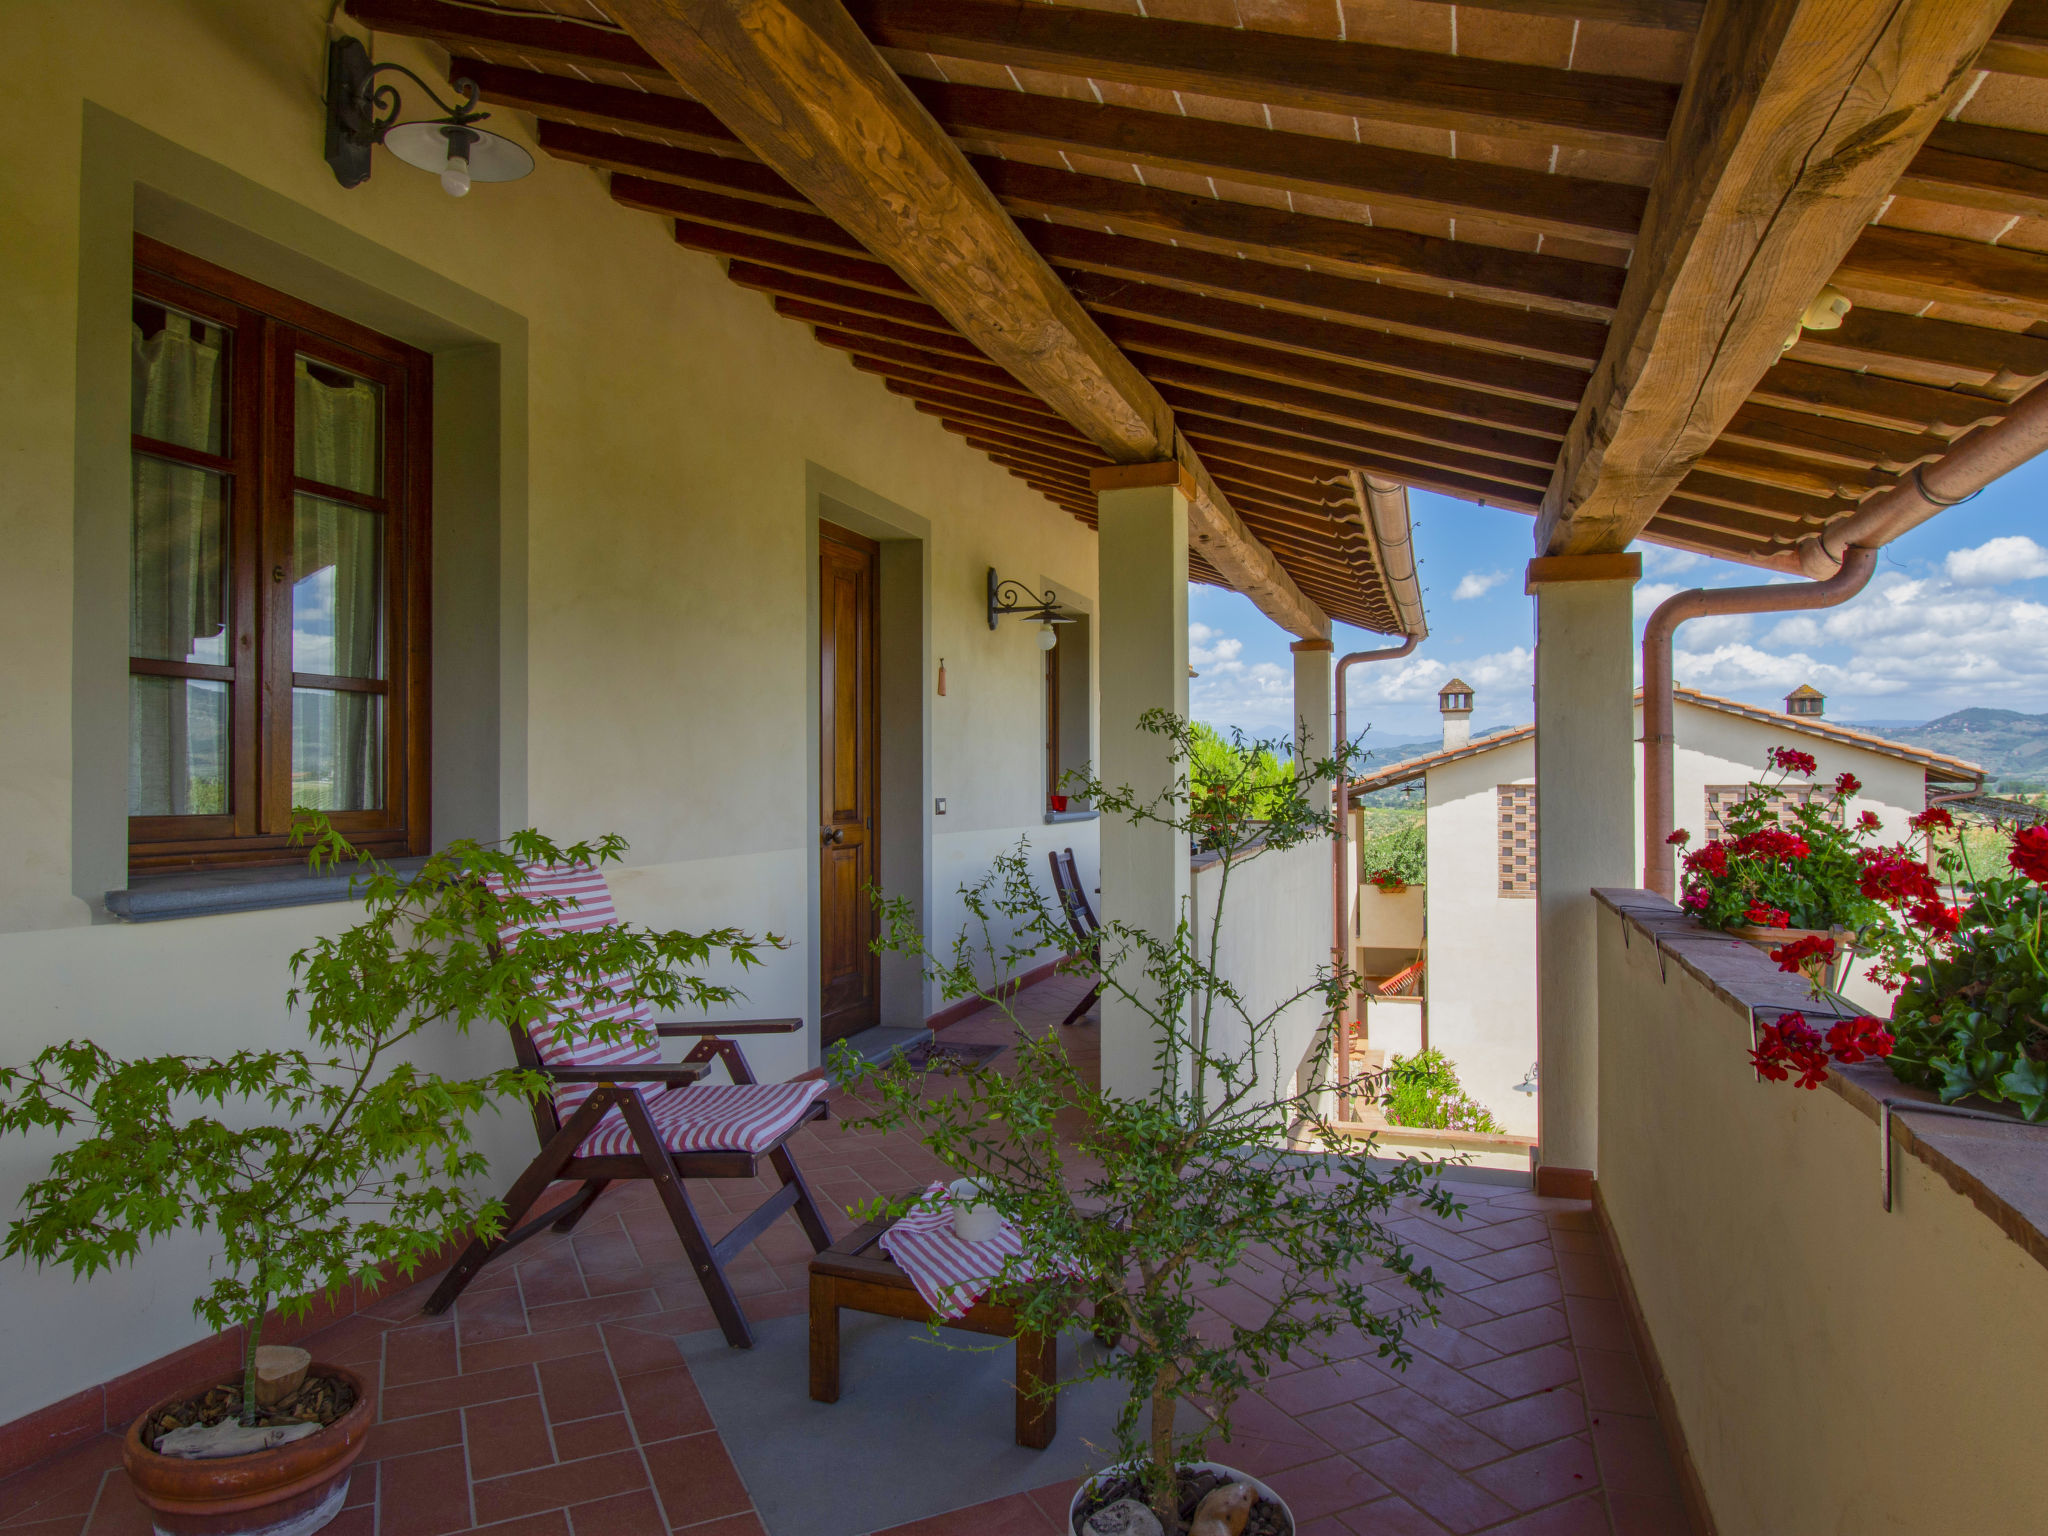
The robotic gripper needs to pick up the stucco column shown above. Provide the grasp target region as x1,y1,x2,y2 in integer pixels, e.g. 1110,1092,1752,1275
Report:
1093,464,1192,1097
1529,552,1640,1193
1291,638,1333,795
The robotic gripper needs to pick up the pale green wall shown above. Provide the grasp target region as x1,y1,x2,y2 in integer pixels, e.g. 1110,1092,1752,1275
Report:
0,0,1100,1427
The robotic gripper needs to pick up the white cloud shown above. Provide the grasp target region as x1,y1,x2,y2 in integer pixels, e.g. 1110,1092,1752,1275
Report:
1344,647,1534,708
1639,545,1703,578
1187,621,1242,669
1453,569,1507,600
1944,535,2048,586
1188,620,1292,730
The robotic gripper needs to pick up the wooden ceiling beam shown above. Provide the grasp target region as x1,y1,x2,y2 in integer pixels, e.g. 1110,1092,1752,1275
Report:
848,354,1043,407
784,301,986,361
1104,320,1577,440
1031,223,1608,368
1167,397,1553,490
1835,224,2048,324
976,159,1625,320
671,221,912,296
901,79,1646,247
944,416,1108,461
886,378,1077,432
1983,2,2048,77
1657,497,1827,540
1675,470,1856,520
1752,359,2009,436
1445,1,1702,26
1719,403,1954,473
617,179,866,258
1064,273,1590,408
349,0,668,76
1693,439,1898,500
813,328,1024,392
1899,121,2048,221
728,262,959,335
1783,300,2048,390
1639,516,1780,564
539,122,809,207
1150,365,1563,468
454,57,747,150
607,0,1330,638
1536,0,2004,555
845,0,1676,153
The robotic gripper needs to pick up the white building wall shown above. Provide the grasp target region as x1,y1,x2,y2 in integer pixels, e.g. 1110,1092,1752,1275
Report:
1403,704,1937,1142
1190,839,1330,1104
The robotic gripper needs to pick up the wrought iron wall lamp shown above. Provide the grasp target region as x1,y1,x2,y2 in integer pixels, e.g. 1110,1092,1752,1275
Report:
987,569,1076,651
324,36,534,196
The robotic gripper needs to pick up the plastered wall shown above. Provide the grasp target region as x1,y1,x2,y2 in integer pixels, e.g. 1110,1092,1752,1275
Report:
1597,907,2048,1535
0,0,1102,1427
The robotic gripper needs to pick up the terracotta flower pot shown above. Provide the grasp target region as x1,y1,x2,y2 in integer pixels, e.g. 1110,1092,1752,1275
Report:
122,1363,373,1536
1727,925,1857,992
1070,1460,1293,1535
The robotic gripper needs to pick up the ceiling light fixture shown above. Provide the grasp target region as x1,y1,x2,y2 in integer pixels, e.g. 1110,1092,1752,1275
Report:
323,36,533,197
1782,283,1852,353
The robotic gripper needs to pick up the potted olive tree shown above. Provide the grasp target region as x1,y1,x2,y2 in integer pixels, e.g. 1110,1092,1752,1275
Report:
0,816,773,1536
833,712,1458,1536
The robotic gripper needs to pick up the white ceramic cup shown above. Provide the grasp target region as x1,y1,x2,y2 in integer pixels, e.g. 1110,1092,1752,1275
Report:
948,1177,1003,1242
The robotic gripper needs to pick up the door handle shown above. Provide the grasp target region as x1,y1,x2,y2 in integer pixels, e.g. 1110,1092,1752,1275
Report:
821,826,844,846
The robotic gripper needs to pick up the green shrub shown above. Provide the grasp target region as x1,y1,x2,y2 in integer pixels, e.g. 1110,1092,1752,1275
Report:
1383,1049,1501,1133
1357,810,1426,886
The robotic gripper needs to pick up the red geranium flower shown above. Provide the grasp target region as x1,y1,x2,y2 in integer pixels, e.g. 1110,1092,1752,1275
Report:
1744,902,1791,929
1751,1012,1829,1087
1905,897,1962,939
1857,810,1883,832
1834,771,1861,796
1666,828,1691,847
1733,827,1809,862
1857,847,1938,907
1770,934,1835,972
1772,747,1819,776
2012,825,2048,885
1826,1017,1895,1065
1683,843,1729,878
1910,806,1954,834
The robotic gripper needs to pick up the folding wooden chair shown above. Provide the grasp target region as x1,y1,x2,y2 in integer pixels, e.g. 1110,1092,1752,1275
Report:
1047,847,1100,1028
424,863,833,1348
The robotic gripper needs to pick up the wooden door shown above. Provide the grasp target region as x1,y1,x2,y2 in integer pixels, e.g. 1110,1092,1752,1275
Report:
819,522,880,1044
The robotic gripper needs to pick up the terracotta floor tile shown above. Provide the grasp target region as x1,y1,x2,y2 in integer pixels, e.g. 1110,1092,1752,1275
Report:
1466,1345,1581,1401
1553,1252,1617,1301
462,1327,608,1375
0,1441,119,1527
1298,1402,1401,1454
524,1292,662,1335
378,1445,474,1536
513,1256,591,1309
1465,1243,1559,1284
1349,1441,1514,1535
317,1510,375,1536
1358,1387,1508,1472
1576,1348,1655,1417
1261,1357,1399,1416
1459,1271,1566,1318
641,1432,750,1528
470,1450,649,1528
1607,1491,1694,1535
1467,1434,1599,1513
1263,1453,1390,1520
1465,1306,1570,1356
1462,1217,1550,1253
382,1363,538,1421
1547,1228,1601,1256
1463,1389,1587,1453
1024,1477,1084,1527
1563,1296,1631,1354
871,1489,1056,1536
465,1394,557,1481
360,1408,464,1463
1484,1493,1610,1535
538,1353,626,1425
620,1367,715,1444
473,1513,571,1536
1336,1493,1453,1535
1379,1353,1502,1418
669,1515,768,1536
564,1489,667,1536
551,1412,635,1463
600,1324,684,1380
79,1484,152,1536
1591,1414,1680,1499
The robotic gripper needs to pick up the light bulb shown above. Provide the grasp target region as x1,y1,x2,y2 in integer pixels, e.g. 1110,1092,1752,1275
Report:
1037,621,1058,651
440,153,472,198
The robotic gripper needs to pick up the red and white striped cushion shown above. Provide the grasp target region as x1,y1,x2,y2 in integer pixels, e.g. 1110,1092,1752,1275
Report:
485,862,657,1118
574,1080,827,1158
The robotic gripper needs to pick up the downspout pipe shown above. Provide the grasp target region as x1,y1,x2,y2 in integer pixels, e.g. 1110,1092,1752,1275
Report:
1795,377,2048,576
1641,546,1879,896
1333,633,1421,1098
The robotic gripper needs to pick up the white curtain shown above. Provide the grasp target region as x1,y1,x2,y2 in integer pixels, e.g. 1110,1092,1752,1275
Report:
130,312,227,816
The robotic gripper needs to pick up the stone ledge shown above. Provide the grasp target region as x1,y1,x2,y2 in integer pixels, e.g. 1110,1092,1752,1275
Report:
106,857,426,922
1595,887,2048,1278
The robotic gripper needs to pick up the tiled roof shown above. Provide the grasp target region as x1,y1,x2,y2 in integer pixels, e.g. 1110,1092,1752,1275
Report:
1347,688,1986,794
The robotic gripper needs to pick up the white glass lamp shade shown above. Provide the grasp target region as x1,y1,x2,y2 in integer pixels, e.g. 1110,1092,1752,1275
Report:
1037,621,1058,651
382,121,534,190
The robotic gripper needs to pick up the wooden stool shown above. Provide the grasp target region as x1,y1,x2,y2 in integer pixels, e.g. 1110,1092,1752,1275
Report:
807,1206,1057,1449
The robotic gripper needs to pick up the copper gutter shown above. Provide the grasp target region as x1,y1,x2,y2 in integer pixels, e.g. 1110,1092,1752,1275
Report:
1641,547,1879,896
1333,632,1421,1102
1350,471,1428,640
1794,379,2048,577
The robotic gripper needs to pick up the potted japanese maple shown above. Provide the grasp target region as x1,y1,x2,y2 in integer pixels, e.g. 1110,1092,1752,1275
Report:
0,817,772,1535
835,713,1456,1536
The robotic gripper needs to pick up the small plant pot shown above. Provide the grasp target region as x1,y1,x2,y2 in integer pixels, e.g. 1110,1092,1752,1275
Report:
1069,1460,1293,1536
122,1362,373,1536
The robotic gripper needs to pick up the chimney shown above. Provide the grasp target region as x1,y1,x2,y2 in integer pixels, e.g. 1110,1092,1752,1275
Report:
1439,678,1474,750
1785,683,1825,719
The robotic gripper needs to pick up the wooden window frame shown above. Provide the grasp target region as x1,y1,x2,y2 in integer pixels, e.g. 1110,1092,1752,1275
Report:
129,235,432,873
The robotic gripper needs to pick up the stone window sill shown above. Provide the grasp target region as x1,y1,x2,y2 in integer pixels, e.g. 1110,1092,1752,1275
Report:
1043,809,1098,824
106,858,427,923
1595,887,2048,1277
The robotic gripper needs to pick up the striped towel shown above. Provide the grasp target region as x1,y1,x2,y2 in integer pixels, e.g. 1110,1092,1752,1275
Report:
879,1182,1029,1321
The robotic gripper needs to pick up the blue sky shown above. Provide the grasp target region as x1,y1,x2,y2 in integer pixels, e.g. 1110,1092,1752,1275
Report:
1189,455,2048,750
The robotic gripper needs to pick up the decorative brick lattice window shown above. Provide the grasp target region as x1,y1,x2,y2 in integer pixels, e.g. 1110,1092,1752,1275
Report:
1704,785,1843,840
1497,785,1537,898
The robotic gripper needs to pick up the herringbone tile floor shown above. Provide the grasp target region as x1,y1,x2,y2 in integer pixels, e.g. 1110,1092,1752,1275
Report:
0,976,1688,1535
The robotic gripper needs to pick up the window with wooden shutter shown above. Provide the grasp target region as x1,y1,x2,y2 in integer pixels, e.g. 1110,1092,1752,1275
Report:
129,237,431,872
1497,784,1536,898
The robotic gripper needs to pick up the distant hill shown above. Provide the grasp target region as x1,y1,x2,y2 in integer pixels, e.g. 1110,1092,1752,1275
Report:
1844,708,2048,788
1349,726,1521,806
